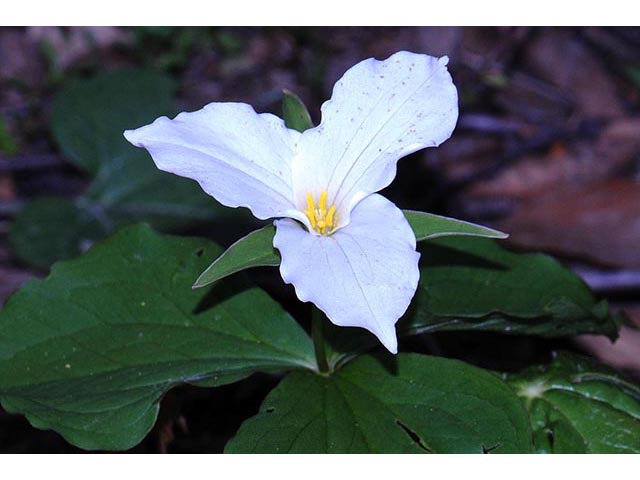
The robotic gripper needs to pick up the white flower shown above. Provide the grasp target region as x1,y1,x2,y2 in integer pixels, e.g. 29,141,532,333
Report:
124,51,458,354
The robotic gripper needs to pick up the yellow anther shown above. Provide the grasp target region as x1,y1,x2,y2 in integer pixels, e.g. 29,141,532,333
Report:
319,190,328,211
304,192,317,229
303,190,338,235
325,205,336,228
306,192,315,213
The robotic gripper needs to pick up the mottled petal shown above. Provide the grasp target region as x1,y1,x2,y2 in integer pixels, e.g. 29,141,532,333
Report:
273,194,420,353
292,51,458,227
125,102,305,222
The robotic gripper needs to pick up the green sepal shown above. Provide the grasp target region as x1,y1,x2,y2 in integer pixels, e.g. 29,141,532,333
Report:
282,89,314,132
193,225,279,288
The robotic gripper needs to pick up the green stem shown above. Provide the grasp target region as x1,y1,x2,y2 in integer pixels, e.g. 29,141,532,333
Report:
311,306,329,374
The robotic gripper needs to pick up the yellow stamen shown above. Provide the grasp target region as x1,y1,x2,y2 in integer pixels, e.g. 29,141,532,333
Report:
319,190,327,212
303,190,338,235
304,192,317,229
305,192,315,213
325,205,336,228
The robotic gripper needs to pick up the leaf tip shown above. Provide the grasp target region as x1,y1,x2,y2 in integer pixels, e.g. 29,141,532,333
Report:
192,278,209,289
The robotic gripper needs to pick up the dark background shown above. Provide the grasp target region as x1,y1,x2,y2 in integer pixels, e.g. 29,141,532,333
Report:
1,26,639,452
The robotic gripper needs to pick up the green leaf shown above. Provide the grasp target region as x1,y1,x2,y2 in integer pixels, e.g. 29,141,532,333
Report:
8,198,111,270
193,225,279,288
404,237,620,338
226,353,532,453
0,224,315,450
51,70,173,175
193,211,505,288
282,89,314,132
405,210,507,241
506,352,640,453
11,70,229,269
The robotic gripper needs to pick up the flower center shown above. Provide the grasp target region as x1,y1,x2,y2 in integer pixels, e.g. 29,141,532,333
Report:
304,190,337,235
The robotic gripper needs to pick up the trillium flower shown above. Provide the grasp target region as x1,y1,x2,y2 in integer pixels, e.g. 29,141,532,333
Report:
124,51,458,354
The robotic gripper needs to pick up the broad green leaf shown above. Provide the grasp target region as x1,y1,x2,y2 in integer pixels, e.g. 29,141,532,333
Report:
50,70,173,175
326,237,621,367
9,198,110,270
506,352,640,453
193,225,280,288
405,210,507,241
193,211,505,288
0,224,315,450
11,70,229,269
404,237,620,338
226,354,532,453
282,89,314,132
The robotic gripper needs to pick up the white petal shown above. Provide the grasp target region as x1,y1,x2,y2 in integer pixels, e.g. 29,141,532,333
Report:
292,51,458,226
124,102,305,221
273,194,420,354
